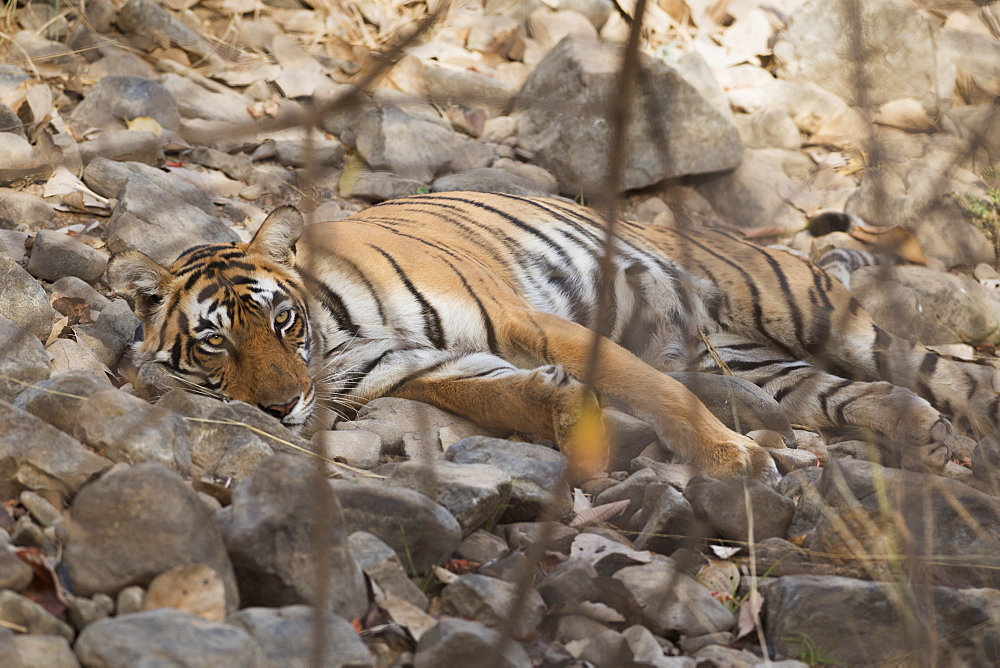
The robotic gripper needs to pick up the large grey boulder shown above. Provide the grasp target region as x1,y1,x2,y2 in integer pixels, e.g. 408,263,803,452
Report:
512,34,741,196
773,0,955,115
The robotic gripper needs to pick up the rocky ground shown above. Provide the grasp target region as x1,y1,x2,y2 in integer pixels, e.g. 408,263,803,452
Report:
3,0,1000,665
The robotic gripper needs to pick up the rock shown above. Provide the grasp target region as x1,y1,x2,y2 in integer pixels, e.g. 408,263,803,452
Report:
414,618,532,668
116,0,223,67
74,609,258,667
106,174,239,265
9,635,77,668
0,400,110,498
973,434,1000,494
67,323,127,369
0,316,50,403
850,265,1000,345
762,575,1000,666
569,629,634,665
219,455,367,619
0,102,25,137
633,483,700,553
27,230,108,283
64,464,239,610
356,104,458,183
0,545,33,592
65,592,114,630
684,475,794,543
330,480,462,574
696,148,810,232
47,339,110,378
536,559,598,607
398,57,517,116
156,390,305,481
159,73,254,125
629,457,700,491
0,189,55,230
78,130,163,166
594,468,657,525
0,134,35,171
445,436,573,522
83,158,216,214
623,624,687,666
341,170,428,201
491,157,559,193
614,560,735,637
348,531,428,610
773,0,954,116
19,490,61,527
505,521,578,554
229,605,373,668
68,76,180,133
0,590,73,641
432,167,552,197
51,276,113,311
694,645,762,666
456,529,509,564
733,109,801,150
74,389,192,472
388,460,512,535
346,397,490,456
0,247,53,343
513,34,741,196
802,460,1000,588
186,147,253,181
312,428,383,471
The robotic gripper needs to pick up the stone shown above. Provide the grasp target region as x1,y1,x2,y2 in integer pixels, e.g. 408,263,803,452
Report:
186,147,253,181
93,299,142,346
106,174,239,265
116,0,222,66
356,104,458,183
65,592,114,630
313,428,383,471
614,560,735,637
0,545,33,592
219,455,367,619
0,590,73,640
445,436,573,522
10,635,77,668
491,158,559,193
51,276,113,311
633,482,700,553
63,464,239,610
330,480,462,574
68,76,180,133
229,605,373,667
0,400,111,499
629,457,700,491
0,189,54,230
684,475,794,543
74,609,259,667
696,148,810,232
346,397,490,456
0,247,53,343
432,167,552,197
78,131,163,166
528,8,598,51
159,74,254,125
973,434,1000,494
348,531,428,610
414,618,531,668
68,323,127,369
513,34,741,196
536,559,598,607
0,134,35,170
0,316,50,403
388,460,512,536
83,158,217,214
19,490,61,527
733,109,801,150
850,265,1000,345
74,389,192,472
401,57,517,116
774,0,954,116
0,101,25,137
569,629,634,665
340,170,428,201
505,521,578,554
155,390,304,481
456,529,509,564
593,468,658,525
762,575,1000,666
47,339,109,378
27,230,108,283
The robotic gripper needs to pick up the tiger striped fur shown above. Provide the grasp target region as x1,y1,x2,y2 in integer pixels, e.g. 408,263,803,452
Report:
107,191,998,484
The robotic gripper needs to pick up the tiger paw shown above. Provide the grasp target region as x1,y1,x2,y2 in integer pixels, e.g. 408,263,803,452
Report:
698,431,780,486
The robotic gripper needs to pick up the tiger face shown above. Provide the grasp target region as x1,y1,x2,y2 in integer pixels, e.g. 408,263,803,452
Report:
107,207,318,430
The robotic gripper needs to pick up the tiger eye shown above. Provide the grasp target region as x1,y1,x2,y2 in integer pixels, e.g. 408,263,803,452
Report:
206,334,225,346
275,310,292,325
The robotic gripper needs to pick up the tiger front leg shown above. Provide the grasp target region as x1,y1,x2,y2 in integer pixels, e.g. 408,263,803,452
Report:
387,353,610,481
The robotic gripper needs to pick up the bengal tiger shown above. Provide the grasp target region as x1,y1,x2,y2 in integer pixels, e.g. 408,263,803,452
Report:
106,191,997,485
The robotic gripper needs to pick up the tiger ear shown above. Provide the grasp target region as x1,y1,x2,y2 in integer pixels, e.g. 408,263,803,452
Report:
105,250,172,318
248,205,303,267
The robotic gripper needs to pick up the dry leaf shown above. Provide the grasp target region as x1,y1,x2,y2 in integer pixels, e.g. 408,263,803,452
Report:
736,588,764,639
372,583,437,641
849,225,927,265
44,166,110,210
710,544,742,559
696,558,740,600
570,533,652,568
126,117,164,138
874,98,938,133
433,565,458,584
142,564,227,622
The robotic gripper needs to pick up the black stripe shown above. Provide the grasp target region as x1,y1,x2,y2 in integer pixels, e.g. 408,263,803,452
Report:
773,373,818,403
369,245,446,349
440,258,500,355
818,378,854,418
300,270,359,336
382,354,462,397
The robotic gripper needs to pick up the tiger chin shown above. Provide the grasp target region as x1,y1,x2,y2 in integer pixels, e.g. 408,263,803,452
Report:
107,192,998,487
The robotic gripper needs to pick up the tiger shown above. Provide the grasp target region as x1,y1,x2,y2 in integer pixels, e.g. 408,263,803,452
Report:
106,191,998,485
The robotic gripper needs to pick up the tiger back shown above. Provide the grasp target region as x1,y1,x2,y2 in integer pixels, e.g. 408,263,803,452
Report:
108,191,1000,483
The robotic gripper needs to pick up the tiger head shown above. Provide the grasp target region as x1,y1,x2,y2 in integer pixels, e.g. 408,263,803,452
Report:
106,206,318,430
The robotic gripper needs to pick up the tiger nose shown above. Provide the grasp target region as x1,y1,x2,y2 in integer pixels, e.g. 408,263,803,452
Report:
261,398,298,420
